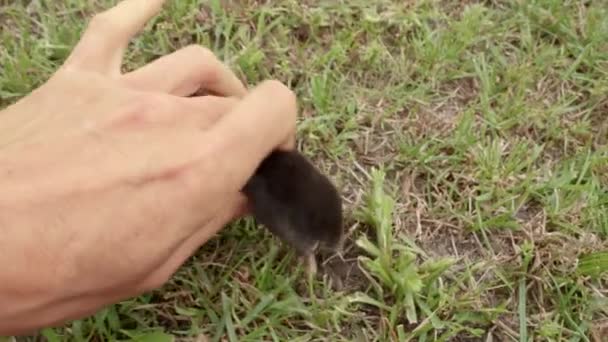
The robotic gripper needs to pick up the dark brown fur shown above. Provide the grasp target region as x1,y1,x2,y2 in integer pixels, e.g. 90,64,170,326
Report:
242,150,343,273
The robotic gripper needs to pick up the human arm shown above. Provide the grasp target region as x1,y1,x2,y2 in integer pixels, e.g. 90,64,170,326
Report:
0,0,296,335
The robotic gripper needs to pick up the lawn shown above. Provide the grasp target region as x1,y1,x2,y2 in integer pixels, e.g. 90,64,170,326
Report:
1,0,607,341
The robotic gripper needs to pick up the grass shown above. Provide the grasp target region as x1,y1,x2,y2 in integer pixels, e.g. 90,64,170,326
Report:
1,0,607,340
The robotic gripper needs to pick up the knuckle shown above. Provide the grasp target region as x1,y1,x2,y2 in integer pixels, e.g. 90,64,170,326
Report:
260,80,296,103
259,80,297,124
182,45,222,83
143,93,173,112
201,66,221,86
106,94,172,128
123,100,154,124
183,44,215,58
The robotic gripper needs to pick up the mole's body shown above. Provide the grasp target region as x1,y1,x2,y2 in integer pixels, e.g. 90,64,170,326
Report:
242,150,343,275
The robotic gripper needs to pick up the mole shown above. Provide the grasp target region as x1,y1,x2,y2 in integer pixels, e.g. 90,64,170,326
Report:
242,149,344,277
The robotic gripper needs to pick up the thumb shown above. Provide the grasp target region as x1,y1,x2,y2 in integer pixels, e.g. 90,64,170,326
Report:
203,80,297,192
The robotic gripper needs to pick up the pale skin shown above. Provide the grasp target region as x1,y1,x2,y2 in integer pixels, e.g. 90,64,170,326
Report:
0,0,296,336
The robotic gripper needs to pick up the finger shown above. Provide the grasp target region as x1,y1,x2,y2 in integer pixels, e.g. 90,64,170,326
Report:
158,95,241,129
121,45,247,97
178,95,241,129
104,94,239,130
203,80,297,192
65,0,166,74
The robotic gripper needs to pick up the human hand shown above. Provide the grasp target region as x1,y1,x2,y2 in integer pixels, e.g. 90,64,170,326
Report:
0,0,296,335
